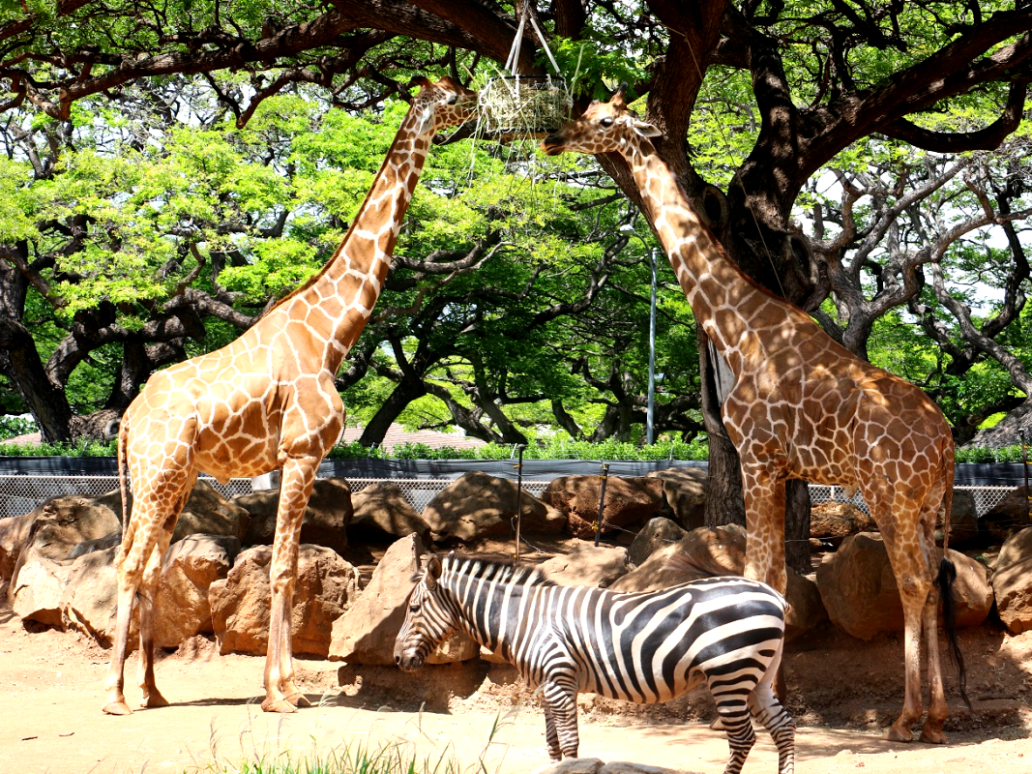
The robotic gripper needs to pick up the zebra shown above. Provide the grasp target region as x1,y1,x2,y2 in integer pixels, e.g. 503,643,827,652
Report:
394,553,795,774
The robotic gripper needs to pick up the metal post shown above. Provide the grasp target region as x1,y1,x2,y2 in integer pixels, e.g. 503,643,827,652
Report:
647,247,658,445
595,462,610,547
513,444,526,563
1023,432,1030,525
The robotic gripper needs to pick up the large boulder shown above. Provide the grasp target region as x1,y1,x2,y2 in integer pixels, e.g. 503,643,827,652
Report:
816,532,992,640
59,545,128,645
7,494,121,626
172,481,250,544
421,472,565,543
349,483,430,541
991,526,1032,634
209,543,359,657
545,475,665,540
627,517,686,566
938,489,979,547
236,477,352,554
0,511,35,581
328,534,478,665
60,534,240,649
538,543,630,588
153,535,240,648
809,501,876,545
645,468,707,530
611,524,826,636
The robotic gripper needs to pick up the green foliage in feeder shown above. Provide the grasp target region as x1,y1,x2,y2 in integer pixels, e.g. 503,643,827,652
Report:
478,75,572,141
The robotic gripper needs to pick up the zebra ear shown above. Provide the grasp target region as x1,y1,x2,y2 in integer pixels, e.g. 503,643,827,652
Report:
425,554,442,589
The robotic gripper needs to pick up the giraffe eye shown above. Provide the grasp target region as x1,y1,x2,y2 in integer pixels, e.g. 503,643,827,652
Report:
600,117,614,128
446,94,457,105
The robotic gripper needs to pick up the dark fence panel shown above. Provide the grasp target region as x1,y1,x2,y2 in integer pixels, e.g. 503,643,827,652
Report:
0,456,1025,487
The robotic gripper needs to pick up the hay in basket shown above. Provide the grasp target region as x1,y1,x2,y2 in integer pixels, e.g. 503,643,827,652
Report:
478,74,572,141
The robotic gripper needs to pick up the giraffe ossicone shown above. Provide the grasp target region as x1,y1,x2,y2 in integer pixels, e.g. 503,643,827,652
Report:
102,76,477,716
541,88,964,745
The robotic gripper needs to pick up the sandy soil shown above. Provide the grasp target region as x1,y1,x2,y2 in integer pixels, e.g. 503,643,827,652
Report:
2,589,1031,774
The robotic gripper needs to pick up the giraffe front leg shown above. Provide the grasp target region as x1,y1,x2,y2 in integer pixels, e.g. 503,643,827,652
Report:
261,456,318,713
740,462,788,595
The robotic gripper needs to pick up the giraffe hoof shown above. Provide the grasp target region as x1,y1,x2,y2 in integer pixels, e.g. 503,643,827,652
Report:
919,726,947,745
102,700,134,716
886,723,914,743
141,691,170,709
261,697,299,714
286,692,312,708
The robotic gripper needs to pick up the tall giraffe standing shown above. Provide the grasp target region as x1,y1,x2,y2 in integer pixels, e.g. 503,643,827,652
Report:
541,89,963,744
103,76,477,716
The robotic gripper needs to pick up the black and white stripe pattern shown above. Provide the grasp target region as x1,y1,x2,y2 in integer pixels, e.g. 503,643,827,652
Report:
394,554,795,774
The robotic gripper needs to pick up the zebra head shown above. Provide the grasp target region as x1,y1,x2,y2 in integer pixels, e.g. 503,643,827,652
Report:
394,553,455,671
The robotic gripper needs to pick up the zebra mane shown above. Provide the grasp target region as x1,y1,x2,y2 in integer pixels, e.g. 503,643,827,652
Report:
441,554,554,587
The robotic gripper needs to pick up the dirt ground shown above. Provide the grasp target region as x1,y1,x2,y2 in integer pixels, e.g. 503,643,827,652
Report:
2,585,1031,774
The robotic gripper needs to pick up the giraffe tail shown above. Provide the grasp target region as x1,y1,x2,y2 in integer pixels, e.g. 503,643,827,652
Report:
937,558,970,710
116,412,134,562
936,437,968,708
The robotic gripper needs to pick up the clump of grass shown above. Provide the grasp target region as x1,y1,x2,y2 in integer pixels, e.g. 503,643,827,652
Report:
194,739,463,774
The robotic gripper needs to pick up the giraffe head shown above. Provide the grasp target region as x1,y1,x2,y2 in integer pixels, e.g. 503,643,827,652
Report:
410,75,478,132
540,84,661,156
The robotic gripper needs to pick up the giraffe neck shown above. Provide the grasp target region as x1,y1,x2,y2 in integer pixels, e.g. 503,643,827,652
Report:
274,105,434,374
623,143,799,368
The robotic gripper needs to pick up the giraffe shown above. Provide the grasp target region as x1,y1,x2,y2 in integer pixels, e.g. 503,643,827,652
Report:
541,88,964,744
102,76,477,716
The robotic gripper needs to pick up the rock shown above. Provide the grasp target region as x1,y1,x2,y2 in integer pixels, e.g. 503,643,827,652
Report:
816,532,992,640
611,524,825,636
532,759,681,774
538,543,630,588
349,482,430,541
646,467,707,530
153,535,240,649
329,533,426,665
0,511,35,581
7,493,121,626
236,477,352,554
938,489,979,547
68,532,122,560
991,526,1032,634
9,552,74,626
329,534,477,665
60,546,126,646
627,517,686,566
421,472,565,543
994,525,1032,571
173,481,251,544
545,475,665,540
810,501,876,545
978,485,1031,545
209,543,359,657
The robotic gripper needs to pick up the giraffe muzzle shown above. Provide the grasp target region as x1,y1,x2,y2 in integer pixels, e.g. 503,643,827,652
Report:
540,135,565,155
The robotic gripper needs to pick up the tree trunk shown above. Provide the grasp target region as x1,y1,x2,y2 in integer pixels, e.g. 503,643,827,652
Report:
0,320,75,442
359,377,427,447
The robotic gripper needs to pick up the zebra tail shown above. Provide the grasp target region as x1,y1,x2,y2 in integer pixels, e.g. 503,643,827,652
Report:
937,557,970,710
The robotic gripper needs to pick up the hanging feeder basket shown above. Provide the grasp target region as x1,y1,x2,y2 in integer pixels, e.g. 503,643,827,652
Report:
477,4,572,142
479,74,572,140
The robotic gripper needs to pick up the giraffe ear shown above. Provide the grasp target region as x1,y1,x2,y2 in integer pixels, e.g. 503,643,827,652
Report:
633,119,662,139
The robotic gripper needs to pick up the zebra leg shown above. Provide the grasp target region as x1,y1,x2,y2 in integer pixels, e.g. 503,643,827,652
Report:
710,685,756,774
542,680,579,759
542,703,562,761
748,684,796,774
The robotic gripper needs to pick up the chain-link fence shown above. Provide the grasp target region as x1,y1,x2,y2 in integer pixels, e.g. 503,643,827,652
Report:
0,473,1015,521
